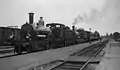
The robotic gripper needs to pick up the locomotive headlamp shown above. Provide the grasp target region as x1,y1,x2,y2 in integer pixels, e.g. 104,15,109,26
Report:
26,32,31,40
10,35,14,39
26,36,29,38
9,32,14,39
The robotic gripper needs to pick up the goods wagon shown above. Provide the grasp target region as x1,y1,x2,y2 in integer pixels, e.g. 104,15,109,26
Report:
3,27,21,46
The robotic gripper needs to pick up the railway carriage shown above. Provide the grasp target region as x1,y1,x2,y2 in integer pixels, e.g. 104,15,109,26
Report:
0,27,20,46
0,27,9,46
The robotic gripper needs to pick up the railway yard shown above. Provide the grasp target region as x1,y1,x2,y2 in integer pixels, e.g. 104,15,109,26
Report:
0,38,118,70
0,13,119,70
1,0,120,70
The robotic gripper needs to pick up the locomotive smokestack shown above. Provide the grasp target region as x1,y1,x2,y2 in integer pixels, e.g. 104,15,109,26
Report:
72,25,75,31
29,12,34,24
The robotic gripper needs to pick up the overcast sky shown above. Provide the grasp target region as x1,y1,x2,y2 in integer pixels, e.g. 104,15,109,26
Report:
0,0,120,35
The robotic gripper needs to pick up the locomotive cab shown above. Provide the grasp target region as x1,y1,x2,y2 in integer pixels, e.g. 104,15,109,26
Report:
46,23,65,47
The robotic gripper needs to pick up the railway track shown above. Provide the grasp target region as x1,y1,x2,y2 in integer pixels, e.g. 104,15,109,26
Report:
34,40,108,70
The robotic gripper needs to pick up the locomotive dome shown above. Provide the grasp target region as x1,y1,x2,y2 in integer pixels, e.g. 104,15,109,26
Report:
32,23,51,32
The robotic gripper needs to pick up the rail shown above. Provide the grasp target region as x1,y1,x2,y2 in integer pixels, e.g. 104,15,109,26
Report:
47,40,108,70
17,40,108,70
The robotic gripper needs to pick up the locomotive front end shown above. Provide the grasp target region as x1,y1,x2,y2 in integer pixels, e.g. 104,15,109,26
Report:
14,13,53,54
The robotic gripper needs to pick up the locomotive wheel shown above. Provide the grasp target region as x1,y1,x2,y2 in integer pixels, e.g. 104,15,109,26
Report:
45,44,50,50
27,48,31,53
26,44,40,52
26,45,32,53
48,41,53,49
15,45,22,54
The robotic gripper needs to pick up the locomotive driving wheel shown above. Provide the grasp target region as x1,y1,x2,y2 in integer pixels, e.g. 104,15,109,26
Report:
14,45,22,54
26,44,33,53
28,43,42,52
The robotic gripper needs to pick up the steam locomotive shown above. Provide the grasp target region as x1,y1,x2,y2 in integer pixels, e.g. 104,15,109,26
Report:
3,13,100,54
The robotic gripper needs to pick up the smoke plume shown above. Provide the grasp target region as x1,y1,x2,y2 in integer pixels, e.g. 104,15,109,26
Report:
73,0,106,25
73,0,120,33
73,15,84,25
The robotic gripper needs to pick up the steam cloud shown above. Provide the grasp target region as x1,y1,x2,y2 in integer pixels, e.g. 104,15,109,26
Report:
90,0,120,33
73,0,120,33
73,15,84,25
73,0,106,25
89,0,120,25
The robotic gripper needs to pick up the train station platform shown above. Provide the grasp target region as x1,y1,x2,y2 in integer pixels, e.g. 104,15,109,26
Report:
95,39,120,70
0,40,101,70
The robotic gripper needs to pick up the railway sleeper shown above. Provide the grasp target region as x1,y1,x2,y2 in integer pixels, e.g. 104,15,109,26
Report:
51,60,100,70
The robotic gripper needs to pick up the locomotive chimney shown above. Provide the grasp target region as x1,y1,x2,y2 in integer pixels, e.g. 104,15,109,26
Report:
72,25,75,31
29,12,34,24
